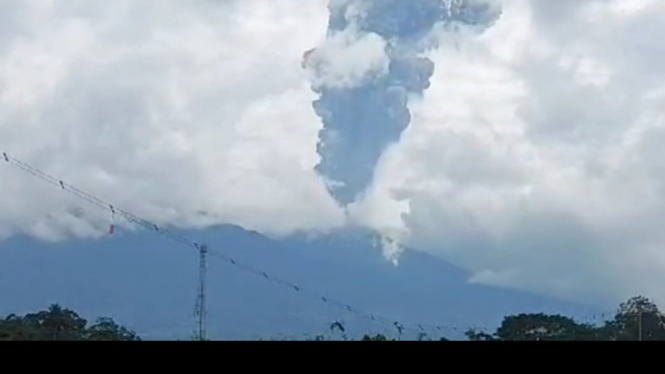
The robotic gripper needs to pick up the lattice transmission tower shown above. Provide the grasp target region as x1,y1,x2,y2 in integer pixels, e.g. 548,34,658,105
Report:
194,244,208,341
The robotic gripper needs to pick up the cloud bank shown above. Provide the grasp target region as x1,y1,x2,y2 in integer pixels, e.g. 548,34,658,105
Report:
353,0,665,304
1,0,665,307
0,0,344,240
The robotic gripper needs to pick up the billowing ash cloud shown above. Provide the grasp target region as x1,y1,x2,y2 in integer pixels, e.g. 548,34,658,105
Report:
304,0,501,205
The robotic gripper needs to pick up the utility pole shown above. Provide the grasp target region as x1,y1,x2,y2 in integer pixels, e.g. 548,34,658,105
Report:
638,312,642,341
194,244,208,341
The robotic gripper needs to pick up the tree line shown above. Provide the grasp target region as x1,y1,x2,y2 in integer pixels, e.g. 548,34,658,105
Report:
465,295,665,341
0,304,140,341
3,295,664,340
318,295,665,341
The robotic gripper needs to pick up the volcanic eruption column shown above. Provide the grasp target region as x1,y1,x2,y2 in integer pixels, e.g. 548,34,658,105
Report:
304,0,500,206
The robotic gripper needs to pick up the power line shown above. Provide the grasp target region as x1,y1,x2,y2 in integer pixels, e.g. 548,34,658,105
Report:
3,151,617,340
1,151,465,339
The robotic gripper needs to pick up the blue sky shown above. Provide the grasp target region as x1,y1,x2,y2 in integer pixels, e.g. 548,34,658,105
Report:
1,0,665,334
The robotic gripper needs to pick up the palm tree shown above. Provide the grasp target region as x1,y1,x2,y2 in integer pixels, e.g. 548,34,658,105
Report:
32,304,86,340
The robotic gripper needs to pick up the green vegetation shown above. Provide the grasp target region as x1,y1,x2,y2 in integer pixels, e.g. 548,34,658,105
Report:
0,304,140,341
3,295,664,340
305,295,665,341
466,295,665,341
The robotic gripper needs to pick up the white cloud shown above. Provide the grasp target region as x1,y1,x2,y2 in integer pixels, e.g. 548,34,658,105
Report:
355,0,665,305
0,0,345,240
303,27,389,90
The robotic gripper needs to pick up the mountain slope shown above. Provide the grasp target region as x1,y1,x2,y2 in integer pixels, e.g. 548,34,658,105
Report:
0,225,599,340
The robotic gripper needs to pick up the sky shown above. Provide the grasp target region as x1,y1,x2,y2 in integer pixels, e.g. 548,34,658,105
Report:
1,0,665,308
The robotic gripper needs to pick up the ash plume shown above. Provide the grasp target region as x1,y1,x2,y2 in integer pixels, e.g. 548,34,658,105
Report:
304,0,501,206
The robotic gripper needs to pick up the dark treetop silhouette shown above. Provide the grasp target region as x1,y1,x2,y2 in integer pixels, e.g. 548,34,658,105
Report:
3,296,661,341
0,304,140,341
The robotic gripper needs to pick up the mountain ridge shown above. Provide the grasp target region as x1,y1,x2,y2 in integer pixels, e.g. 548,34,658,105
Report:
0,224,600,340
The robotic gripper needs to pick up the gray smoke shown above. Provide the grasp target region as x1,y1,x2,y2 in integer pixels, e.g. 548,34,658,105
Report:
304,0,501,206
